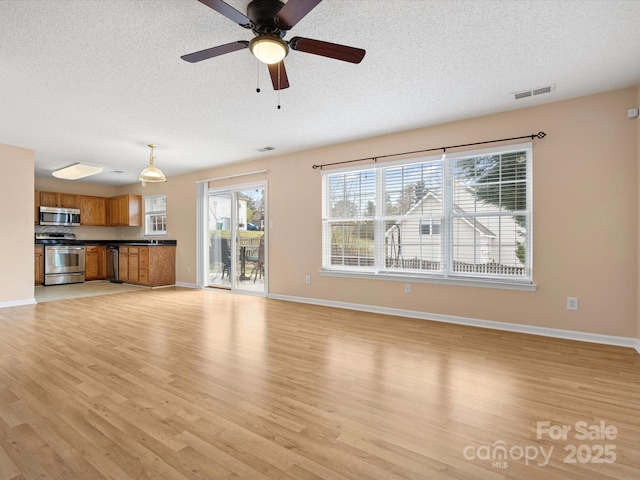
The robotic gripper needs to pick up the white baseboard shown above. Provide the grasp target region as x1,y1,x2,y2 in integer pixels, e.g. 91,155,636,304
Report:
268,293,639,352
0,298,36,309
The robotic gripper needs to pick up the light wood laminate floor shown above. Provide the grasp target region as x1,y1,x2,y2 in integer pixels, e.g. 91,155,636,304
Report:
35,281,144,303
0,287,639,479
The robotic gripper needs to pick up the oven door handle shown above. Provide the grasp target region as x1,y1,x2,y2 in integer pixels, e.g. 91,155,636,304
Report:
49,246,84,250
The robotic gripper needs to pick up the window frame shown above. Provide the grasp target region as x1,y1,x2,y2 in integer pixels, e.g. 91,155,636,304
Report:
144,194,167,236
321,143,534,289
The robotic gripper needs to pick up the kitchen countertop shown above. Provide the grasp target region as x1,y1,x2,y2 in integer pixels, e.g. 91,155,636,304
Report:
35,239,177,246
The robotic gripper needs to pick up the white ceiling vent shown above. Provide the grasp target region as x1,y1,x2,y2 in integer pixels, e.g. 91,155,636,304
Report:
512,84,555,100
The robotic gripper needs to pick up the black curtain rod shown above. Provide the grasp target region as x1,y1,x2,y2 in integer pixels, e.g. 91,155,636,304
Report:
312,131,546,170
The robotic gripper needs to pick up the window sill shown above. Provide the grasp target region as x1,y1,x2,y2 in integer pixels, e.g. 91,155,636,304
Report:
319,269,537,291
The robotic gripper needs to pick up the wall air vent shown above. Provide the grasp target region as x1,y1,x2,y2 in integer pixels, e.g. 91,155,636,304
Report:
257,146,275,152
512,84,555,100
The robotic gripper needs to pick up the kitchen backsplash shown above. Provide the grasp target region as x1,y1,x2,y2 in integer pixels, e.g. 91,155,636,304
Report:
34,225,74,234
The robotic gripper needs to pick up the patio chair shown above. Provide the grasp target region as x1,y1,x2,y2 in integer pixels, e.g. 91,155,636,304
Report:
249,235,264,282
220,237,231,279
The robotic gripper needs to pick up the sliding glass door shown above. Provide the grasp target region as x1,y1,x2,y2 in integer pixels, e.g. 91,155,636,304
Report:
206,183,266,294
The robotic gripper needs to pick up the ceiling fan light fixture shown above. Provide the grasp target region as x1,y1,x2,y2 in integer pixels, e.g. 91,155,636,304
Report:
139,144,167,183
250,36,288,64
52,163,103,180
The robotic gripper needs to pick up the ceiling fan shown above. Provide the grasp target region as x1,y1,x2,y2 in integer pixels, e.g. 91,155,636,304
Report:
181,0,366,90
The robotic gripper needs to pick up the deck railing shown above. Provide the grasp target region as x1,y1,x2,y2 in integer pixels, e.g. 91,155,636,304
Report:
330,251,526,276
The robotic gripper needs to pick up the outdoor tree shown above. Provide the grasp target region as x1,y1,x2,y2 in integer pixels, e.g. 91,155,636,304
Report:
455,151,528,265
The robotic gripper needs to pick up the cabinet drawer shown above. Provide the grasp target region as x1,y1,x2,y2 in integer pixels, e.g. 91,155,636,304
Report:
86,246,99,254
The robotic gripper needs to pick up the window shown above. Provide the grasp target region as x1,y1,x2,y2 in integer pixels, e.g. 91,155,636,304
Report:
420,221,440,235
322,143,532,283
144,194,166,235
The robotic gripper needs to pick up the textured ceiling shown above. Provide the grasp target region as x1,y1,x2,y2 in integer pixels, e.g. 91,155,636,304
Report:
1,0,640,185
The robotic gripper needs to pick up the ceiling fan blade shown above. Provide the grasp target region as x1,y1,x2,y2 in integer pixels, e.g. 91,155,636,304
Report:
276,0,322,29
197,0,251,28
181,41,249,63
289,37,365,64
267,62,290,90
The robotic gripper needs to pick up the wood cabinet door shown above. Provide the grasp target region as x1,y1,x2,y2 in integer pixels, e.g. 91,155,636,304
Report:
59,193,79,208
109,196,121,226
80,196,107,226
128,247,139,283
127,194,142,227
138,247,149,285
118,249,129,282
34,191,39,224
39,191,59,207
34,247,44,285
85,248,99,281
97,246,107,279
118,196,129,226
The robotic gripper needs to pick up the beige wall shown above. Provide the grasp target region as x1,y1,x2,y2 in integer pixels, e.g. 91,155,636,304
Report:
28,87,639,338
156,87,638,338
1,144,35,305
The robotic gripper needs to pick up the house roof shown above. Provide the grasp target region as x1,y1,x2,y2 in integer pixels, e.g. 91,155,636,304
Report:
386,190,497,238
1,0,639,185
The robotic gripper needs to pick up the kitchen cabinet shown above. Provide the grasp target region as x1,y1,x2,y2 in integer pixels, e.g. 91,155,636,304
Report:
34,246,44,285
80,195,107,226
118,245,175,287
39,191,80,208
109,194,142,227
34,191,39,224
85,245,106,281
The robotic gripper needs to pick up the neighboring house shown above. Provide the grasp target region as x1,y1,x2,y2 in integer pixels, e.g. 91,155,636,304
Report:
385,187,523,268
208,195,248,231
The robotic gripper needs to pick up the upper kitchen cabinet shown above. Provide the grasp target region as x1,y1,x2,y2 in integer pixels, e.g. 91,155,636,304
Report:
79,195,107,226
109,194,142,227
39,191,80,209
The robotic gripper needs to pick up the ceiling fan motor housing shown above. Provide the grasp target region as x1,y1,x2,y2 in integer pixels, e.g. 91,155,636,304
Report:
247,0,287,37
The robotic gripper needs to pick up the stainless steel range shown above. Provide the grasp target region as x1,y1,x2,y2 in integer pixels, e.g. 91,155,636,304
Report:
36,233,85,285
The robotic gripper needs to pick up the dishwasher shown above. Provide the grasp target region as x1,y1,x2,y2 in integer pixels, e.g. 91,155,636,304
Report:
106,245,123,283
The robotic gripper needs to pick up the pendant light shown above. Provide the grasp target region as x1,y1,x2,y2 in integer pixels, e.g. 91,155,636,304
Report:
139,144,167,183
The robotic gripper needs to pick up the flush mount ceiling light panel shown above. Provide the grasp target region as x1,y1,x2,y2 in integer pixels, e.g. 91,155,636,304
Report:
52,163,103,180
180,0,366,91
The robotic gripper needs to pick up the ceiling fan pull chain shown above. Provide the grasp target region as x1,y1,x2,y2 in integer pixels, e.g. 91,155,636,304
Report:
256,58,261,93
277,62,282,110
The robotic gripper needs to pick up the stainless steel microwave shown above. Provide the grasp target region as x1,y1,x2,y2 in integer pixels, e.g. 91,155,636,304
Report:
39,206,81,226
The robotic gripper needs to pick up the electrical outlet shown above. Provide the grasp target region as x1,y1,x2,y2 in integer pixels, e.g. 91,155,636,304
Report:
404,283,411,294
187,267,191,274
567,297,578,311
305,275,311,285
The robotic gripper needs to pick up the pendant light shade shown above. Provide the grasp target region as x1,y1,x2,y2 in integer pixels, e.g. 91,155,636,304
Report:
139,144,167,183
250,36,288,64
